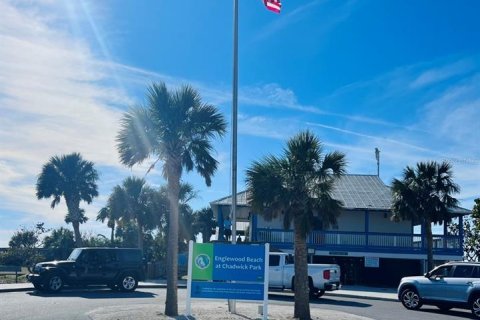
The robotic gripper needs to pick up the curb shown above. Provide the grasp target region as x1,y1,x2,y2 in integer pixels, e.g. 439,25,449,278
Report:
0,283,397,302
0,286,33,293
0,283,173,293
326,292,397,302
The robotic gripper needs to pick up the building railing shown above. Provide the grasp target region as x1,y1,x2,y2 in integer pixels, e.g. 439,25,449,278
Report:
255,228,462,255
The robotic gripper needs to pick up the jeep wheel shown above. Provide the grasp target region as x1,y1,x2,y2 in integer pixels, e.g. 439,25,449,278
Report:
400,288,422,310
471,295,480,319
46,274,64,293
118,274,138,292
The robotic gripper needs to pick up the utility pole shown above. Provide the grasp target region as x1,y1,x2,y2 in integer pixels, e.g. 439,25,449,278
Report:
375,147,380,177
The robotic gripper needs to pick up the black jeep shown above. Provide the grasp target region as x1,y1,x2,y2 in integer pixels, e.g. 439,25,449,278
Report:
27,247,145,292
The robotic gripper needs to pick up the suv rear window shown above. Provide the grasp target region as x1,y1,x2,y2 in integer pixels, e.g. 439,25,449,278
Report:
453,265,474,278
473,266,480,278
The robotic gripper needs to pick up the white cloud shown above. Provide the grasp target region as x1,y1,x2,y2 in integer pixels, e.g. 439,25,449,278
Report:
0,1,132,226
422,74,480,148
0,1,234,238
410,59,475,89
238,114,293,140
241,83,299,109
0,230,17,248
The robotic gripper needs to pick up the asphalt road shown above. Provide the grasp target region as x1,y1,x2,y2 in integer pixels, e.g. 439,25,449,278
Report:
0,287,476,320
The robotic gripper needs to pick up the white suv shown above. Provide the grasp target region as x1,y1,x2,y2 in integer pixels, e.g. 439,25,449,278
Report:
398,261,480,318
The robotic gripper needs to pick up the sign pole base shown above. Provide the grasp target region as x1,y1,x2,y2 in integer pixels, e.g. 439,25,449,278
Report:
228,299,236,313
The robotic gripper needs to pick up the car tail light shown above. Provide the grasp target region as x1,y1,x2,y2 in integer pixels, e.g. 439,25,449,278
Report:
323,270,331,280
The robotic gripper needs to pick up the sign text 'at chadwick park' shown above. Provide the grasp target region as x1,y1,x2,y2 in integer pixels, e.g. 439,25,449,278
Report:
186,241,269,309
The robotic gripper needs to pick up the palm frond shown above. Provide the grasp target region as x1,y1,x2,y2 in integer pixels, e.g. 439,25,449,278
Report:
117,107,158,167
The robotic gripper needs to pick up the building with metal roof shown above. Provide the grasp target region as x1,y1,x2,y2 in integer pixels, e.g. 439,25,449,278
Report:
210,174,471,286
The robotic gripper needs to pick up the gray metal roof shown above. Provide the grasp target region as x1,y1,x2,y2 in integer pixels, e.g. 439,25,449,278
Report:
332,175,391,210
210,174,471,215
210,191,249,207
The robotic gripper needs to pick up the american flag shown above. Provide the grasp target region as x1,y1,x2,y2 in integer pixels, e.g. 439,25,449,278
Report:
264,0,281,13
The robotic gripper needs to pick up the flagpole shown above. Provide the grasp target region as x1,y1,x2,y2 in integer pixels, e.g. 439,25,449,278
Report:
231,0,238,246
228,0,238,313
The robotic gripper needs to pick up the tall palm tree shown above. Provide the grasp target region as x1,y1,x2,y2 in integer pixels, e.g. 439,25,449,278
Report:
36,153,99,247
246,131,346,320
391,161,460,271
117,82,226,316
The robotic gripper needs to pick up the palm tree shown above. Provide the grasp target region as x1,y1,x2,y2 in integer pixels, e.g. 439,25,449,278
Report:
36,153,99,247
192,207,216,243
104,177,158,251
117,82,226,316
391,161,460,271
246,131,346,320
43,227,75,260
97,206,117,245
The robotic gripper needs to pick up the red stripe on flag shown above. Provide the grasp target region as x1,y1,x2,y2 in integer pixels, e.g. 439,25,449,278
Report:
264,0,281,13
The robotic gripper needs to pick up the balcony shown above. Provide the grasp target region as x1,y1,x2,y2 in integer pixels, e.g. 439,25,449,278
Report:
254,228,463,256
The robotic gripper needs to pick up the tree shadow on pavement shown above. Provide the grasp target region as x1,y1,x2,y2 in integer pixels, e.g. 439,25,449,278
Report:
27,289,156,299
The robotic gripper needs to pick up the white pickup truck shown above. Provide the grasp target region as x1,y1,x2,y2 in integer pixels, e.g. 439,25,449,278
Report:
268,252,341,298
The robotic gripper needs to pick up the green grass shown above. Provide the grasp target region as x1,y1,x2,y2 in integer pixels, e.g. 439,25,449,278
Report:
0,269,28,284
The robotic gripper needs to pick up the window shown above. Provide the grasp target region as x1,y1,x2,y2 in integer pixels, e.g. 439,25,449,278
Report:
67,249,82,261
84,250,99,263
96,250,116,264
473,266,480,278
269,255,280,267
118,249,142,262
453,265,474,278
430,266,452,277
285,255,294,265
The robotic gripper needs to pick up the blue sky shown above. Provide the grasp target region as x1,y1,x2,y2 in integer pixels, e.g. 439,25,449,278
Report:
0,0,479,246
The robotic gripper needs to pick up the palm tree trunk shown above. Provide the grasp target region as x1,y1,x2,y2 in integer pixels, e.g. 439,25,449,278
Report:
72,221,83,247
138,224,144,251
426,219,434,271
202,228,209,243
165,162,181,317
293,217,311,320
66,199,83,247
110,225,115,247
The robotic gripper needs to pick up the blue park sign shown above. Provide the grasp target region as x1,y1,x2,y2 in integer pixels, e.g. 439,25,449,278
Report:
189,243,268,301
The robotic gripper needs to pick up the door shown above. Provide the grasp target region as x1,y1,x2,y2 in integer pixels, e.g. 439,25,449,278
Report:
75,249,102,283
269,255,283,287
96,250,119,282
442,265,475,302
418,265,452,300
